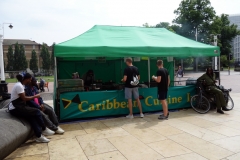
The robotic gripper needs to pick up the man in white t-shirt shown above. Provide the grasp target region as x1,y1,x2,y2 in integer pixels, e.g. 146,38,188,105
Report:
8,82,25,110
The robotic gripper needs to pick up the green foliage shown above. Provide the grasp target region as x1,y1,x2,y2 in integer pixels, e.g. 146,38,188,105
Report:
142,23,152,28
175,58,194,68
210,14,240,56
13,43,28,70
19,44,28,70
6,45,14,71
13,43,20,70
220,55,234,67
40,43,51,70
51,43,55,70
155,22,176,33
173,0,216,42
30,50,38,71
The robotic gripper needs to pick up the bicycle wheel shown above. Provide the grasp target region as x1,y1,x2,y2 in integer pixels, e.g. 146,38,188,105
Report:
225,96,234,110
191,95,211,114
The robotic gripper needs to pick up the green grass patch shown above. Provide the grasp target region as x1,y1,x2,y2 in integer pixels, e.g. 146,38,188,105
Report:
6,76,54,83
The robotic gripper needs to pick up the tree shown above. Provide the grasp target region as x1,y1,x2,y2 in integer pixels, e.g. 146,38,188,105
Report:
6,45,14,71
30,50,38,72
40,43,51,71
19,44,28,70
155,22,175,32
142,23,151,28
173,0,216,42
50,43,55,70
14,43,28,70
210,14,240,56
13,43,21,70
220,55,234,67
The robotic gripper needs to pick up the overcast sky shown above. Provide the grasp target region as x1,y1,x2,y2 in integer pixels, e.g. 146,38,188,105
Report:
0,0,240,45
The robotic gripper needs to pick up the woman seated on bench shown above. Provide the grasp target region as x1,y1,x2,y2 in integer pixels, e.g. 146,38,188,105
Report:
25,77,64,134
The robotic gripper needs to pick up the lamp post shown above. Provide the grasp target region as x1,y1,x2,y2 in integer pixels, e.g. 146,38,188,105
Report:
0,23,13,100
0,23,13,82
210,34,221,85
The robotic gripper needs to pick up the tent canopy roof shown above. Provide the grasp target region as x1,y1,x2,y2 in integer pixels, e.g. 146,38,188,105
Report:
55,25,220,58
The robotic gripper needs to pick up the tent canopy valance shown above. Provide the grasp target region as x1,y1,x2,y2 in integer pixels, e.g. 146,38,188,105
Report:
55,25,220,58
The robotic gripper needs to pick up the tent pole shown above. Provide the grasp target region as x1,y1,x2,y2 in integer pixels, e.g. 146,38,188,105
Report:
148,58,150,88
218,56,221,85
54,57,58,88
174,59,176,86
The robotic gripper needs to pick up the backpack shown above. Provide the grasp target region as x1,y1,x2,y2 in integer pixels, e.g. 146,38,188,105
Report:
130,67,139,86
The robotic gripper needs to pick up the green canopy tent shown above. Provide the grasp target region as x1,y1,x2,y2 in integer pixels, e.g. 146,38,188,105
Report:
54,25,221,121
55,25,220,58
55,25,220,87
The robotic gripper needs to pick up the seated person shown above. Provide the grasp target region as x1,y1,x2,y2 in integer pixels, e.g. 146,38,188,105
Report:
39,78,45,92
25,77,64,134
82,70,95,86
72,72,80,79
197,67,228,114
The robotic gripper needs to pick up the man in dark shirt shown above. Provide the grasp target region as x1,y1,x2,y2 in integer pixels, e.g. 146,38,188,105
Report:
152,60,170,120
122,58,144,118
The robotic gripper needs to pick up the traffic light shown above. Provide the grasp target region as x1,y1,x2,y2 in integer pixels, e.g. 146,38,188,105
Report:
230,54,233,60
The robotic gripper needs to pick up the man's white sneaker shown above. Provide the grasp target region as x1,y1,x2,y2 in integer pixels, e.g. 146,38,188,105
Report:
36,135,50,143
55,126,65,134
42,127,55,136
140,113,144,118
126,114,134,118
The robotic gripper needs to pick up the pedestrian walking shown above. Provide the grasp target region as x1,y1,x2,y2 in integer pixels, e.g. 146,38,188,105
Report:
176,66,183,85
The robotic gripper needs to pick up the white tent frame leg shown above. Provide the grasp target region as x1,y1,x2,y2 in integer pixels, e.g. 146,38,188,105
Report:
148,58,150,88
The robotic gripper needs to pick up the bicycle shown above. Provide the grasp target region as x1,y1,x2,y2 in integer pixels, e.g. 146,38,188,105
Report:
190,80,234,114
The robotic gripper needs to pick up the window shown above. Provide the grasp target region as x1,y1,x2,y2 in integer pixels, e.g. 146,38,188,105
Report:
33,45,35,49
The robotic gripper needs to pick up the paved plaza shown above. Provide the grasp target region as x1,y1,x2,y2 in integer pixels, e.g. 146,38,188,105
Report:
4,71,240,160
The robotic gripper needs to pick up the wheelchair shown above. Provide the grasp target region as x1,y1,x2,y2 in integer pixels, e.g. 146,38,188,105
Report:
190,80,234,114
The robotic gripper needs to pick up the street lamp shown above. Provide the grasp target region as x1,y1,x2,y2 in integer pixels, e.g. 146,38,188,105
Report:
210,34,221,85
210,34,220,71
0,23,13,100
1,23,13,38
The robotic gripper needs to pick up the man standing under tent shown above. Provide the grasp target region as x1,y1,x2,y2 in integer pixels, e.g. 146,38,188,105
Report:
122,58,144,118
152,60,170,120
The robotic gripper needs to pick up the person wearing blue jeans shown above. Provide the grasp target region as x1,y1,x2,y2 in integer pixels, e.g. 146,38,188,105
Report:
25,77,64,134
9,74,55,143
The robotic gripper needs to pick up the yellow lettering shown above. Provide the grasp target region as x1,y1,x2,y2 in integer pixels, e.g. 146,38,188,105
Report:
145,96,153,106
113,99,120,109
172,97,177,104
178,97,182,103
102,101,106,110
153,99,159,105
78,101,88,112
106,100,113,109
96,104,101,110
88,104,95,111
168,96,171,104
121,102,126,108
187,93,191,102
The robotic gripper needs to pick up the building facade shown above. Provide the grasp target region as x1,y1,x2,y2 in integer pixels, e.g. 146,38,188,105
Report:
228,14,240,62
3,39,52,72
